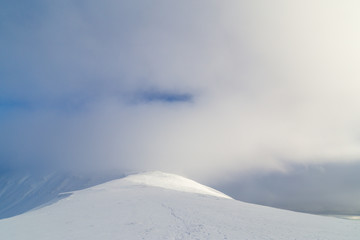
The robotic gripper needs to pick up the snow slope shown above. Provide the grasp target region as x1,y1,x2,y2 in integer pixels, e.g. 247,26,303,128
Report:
0,171,359,240
0,171,122,219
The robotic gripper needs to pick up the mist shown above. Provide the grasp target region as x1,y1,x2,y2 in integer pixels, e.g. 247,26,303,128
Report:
215,161,360,215
1,1,360,214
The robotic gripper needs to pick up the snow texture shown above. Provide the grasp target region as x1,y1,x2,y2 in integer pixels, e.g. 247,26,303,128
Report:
0,171,121,219
0,171,359,240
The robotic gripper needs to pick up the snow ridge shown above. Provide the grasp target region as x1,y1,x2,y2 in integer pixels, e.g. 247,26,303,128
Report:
123,171,232,199
1,171,360,240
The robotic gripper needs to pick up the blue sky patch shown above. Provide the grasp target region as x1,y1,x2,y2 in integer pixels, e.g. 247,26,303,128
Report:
139,91,193,103
0,99,32,112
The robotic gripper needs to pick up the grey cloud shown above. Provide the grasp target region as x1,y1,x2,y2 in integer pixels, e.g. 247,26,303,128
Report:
214,162,360,215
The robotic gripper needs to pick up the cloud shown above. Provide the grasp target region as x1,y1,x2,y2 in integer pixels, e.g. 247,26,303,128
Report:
1,1,360,182
137,90,193,104
214,161,360,215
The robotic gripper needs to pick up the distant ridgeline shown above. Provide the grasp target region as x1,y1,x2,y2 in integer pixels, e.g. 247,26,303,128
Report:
0,170,122,219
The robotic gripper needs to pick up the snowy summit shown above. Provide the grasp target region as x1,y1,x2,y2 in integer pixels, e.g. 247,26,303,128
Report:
0,171,359,240
122,171,232,199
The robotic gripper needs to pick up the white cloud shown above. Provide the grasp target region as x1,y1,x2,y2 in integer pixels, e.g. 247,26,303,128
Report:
1,1,360,182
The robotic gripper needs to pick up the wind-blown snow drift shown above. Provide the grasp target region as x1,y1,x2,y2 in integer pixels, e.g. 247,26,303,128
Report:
0,172,359,240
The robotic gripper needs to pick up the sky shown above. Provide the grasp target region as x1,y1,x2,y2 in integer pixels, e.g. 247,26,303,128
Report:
1,0,360,214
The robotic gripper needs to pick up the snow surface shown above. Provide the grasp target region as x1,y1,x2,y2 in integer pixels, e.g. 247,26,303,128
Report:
0,171,359,240
0,171,122,219
122,171,232,199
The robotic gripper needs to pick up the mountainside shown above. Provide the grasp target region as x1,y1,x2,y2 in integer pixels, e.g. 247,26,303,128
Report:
0,171,359,240
0,171,122,219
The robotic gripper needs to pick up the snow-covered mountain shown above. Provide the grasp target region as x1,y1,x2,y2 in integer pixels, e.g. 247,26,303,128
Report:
0,170,123,219
0,171,359,240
